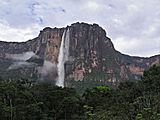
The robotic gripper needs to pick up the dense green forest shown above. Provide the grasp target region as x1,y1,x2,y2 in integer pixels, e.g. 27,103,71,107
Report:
0,65,160,120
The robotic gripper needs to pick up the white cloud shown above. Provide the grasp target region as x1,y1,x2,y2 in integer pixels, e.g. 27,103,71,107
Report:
113,36,160,57
0,19,41,42
8,51,35,61
0,0,159,57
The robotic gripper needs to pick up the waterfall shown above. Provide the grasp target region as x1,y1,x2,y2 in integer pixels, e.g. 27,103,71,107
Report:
56,29,70,87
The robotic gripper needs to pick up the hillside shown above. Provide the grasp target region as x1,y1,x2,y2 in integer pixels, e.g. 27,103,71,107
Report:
0,22,159,87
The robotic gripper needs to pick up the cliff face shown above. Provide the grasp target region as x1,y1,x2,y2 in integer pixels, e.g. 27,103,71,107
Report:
0,22,159,86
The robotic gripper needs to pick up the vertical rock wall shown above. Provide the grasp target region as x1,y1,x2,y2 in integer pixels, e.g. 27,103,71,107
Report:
0,22,159,85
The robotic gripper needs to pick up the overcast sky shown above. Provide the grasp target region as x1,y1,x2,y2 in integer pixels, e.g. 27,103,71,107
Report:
0,0,160,57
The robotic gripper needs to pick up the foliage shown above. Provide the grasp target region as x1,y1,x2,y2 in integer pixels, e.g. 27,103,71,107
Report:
0,80,83,120
0,65,160,119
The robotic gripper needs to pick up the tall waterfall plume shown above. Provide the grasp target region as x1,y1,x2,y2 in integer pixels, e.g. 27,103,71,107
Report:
56,29,70,87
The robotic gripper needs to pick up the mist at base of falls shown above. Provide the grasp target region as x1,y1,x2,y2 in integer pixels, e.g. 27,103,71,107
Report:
56,29,70,87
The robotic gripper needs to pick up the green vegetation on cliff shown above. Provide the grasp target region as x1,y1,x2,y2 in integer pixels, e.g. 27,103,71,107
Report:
0,65,160,120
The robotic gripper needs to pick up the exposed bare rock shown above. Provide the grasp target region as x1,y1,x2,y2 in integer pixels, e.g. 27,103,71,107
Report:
0,22,159,86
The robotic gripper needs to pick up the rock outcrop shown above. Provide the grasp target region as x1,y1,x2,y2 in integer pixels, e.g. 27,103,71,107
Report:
0,22,159,86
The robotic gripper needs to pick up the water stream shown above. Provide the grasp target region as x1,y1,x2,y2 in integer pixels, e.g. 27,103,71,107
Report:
56,29,70,87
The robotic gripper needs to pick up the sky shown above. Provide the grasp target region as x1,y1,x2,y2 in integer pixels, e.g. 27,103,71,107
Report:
0,0,160,57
